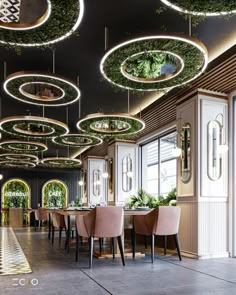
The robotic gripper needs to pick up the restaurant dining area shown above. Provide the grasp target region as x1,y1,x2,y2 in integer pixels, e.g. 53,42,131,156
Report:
2,0,236,294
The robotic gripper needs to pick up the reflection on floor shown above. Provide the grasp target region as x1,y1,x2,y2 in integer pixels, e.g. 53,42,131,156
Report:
0,227,31,276
1,228,236,294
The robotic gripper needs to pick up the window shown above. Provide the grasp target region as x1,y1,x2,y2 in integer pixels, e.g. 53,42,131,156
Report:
141,132,177,197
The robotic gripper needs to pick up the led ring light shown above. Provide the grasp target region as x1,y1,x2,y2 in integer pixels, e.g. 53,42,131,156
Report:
0,140,47,153
0,0,84,46
0,153,39,162
77,113,145,136
0,161,36,168
40,157,82,168
53,134,103,147
160,0,236,16
100,33,208,91
0,116,69,138
4,72,81,106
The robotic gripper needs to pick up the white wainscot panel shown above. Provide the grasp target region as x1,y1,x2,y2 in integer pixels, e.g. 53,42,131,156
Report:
88,159,105,205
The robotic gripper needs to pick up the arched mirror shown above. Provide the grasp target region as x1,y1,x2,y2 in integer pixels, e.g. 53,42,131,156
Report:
93,169,101,196
207,120,222,181
181,123,191,183
122,155,132,192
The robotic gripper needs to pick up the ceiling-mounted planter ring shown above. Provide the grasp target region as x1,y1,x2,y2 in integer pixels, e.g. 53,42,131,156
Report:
100,34,208,91
0,154,39,163
0,0,52,31
0,140,47,153
0,0,84,47
160,0,236,16
0,161,36,168
0,116,69,138
77,113,145,136
4,72,81,106
40,157,82,168
53,134,103,147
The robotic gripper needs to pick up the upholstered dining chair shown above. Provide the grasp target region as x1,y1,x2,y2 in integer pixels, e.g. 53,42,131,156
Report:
51,212,66,245
133,206,182,263
34,209,48,231
75,206,125,268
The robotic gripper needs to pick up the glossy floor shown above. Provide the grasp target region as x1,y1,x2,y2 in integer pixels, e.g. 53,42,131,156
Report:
1,228,236,294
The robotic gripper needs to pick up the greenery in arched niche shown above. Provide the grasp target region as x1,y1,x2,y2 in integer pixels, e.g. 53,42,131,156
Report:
2,178,30,208
42,180,68,208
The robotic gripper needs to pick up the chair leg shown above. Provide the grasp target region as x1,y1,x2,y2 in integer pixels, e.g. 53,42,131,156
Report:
174,234,182,261
164,236,167,255
99,238,102,254
34,219,37,231
89,237,94,268
144,236,147,249
59,226,63,246
75,228,79,262
151,234,155,263
52,226,55,245
117,236,125,266
131,229,136,259
111,237,115,259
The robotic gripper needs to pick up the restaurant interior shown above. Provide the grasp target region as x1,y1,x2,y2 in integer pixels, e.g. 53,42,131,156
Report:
1,0,236,294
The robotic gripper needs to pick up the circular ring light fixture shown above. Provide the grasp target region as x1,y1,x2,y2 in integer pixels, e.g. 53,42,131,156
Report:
160,0,236,16
53,134,103,147
0,0,84,46
0,140,47,153
77,113,145,136
0,161,36,168
0,153,39,162
0,0,51,31
100,34,208,91
0,116,69,138
4,72,80,106
40,157,82,168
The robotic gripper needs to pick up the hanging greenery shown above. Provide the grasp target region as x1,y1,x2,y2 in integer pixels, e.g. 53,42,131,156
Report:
53,134,103,147
0,0,83,47
4,72,80,106
101,35,208,91
0,140,47,153
40,157,82,169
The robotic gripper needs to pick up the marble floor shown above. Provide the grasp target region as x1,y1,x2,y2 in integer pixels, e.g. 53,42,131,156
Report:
1,228,236,294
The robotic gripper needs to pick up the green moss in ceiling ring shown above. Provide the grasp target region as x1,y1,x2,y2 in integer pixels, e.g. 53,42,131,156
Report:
161,0,236,15
53,134,103,147
40,158,82,169
0,140,47,153
101,35,208,91
0,116,69,139
0,153,38,162
0,0,83,47
4,73,80,106
77,114,145,137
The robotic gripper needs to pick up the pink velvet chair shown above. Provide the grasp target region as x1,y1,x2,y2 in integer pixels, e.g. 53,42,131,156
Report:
75,206,125,268
34,209,48,231
133,206,182,263
51,212,66,246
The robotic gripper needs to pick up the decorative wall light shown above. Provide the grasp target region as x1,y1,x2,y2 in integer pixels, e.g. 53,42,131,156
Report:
93,169,101,196
100,34,208,91
181,123,191,183
160,1,236,16
108,158,113,193
40,157,82,168
207,113,228,181
4,72,81,106
77,113,145,136
0,140,47,153
0,154,39,163
0,0,84,47
0,116,69,138
122,154,133,192
53,134,103,147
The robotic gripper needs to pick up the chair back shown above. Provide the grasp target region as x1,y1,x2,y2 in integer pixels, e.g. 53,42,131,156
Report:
34,209,48,221
153,206,181,236
94,206,124,238
64,215,76,230
52,213,65,228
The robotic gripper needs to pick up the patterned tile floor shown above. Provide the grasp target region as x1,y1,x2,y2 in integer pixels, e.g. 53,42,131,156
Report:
0,227,32,276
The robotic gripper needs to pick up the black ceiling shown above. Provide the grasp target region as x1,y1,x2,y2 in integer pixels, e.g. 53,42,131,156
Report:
1,0,236,161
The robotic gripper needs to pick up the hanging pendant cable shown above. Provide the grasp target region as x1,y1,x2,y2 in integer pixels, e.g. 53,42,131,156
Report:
105,26,109,51
67,145,70,158
56,149,59,158
66,107,69,126
189,15,192,37
52,49,56,74
127,90,130,113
